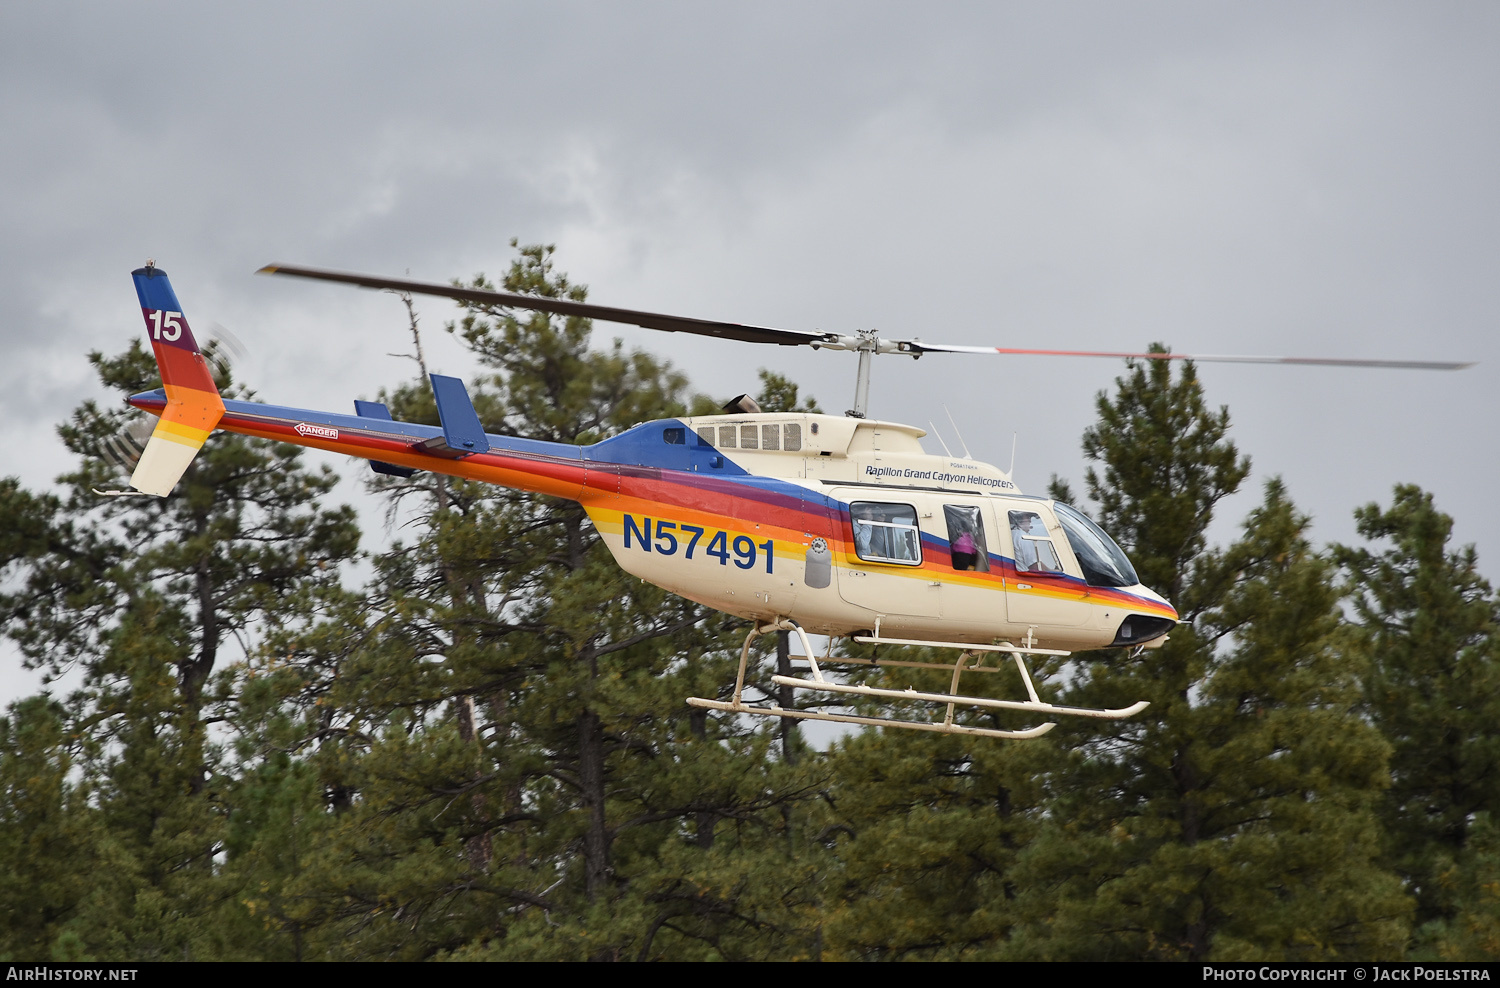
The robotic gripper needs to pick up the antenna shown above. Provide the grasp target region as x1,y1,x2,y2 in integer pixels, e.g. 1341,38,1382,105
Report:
927,421,954,457
942,405,973,459
1009,432,1018,477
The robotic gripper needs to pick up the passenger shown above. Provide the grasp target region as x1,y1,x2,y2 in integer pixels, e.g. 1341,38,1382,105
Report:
952,530,977,571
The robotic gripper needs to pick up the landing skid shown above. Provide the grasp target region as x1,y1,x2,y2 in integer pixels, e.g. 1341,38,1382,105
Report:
685,620,1149,740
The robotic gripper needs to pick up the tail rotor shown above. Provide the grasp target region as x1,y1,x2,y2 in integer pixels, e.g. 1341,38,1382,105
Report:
202,322,247,389
99,415,155,473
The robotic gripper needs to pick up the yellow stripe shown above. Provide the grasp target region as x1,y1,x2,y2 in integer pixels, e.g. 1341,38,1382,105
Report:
152,431,206,450
150,422,210,449
153,419,212,445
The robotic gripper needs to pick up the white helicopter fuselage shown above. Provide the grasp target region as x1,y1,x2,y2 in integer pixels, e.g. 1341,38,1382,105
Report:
584,411,1178,652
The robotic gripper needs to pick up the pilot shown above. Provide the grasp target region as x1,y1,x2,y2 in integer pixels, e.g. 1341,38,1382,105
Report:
1011,512,1042,571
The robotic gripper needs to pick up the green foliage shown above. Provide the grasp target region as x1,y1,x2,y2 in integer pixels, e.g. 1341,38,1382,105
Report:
0,327,361,959
753,369,821,414
685,369,822,417
0,697,98,960
1410,813,1500,959
1336,486,1500,942
822,730,1056,959
450,240,691,443
1003,360,1405,961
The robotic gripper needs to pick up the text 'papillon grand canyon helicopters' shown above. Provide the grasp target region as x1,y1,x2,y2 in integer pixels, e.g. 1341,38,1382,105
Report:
107,262,1473,740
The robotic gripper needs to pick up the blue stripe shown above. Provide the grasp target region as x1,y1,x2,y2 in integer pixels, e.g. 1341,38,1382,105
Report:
131,267,185,312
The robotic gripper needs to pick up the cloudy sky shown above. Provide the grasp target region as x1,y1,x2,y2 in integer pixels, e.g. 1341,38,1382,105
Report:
2,2,1497,703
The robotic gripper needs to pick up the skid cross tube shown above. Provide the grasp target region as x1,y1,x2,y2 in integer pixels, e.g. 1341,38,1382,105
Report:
687,625,1151,738
686,622,1156,739
687,617,1056,740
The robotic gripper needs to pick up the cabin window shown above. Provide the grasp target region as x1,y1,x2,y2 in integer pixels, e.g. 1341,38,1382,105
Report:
663,427,685,445
1053,503,1139,587
705,423,803,452
851,502,923,566
1008,510,1065,573
943,504,990,572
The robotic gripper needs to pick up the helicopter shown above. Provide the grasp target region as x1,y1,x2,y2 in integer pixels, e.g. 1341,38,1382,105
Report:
109,262,1473,740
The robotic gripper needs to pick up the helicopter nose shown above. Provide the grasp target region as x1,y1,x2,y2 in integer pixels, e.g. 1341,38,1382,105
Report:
1107,584,1179,647
1111,613,1177,646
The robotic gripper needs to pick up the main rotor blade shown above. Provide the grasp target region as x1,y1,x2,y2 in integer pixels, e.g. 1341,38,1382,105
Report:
260,264,1474,371
258,264,832,348
902,342,1474,371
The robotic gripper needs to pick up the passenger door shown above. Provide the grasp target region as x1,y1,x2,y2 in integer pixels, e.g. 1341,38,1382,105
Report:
930,498,1008,635
829,490,941,619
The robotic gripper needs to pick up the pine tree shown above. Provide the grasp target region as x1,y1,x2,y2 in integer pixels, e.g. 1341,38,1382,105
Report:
0,696,101,960
1416,813,1500,958
4,340,360,738
1004,355,1409,960
0,332,361,959
1336,485,1500,949
62,598,225,960
813,353,1246,959
269,243,825,960
819,727,1056,959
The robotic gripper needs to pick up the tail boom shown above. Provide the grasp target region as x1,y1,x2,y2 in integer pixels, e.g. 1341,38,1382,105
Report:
123,392,596,502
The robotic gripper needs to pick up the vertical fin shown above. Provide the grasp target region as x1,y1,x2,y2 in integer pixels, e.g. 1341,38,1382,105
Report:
128,263,225,496
413,374,490,457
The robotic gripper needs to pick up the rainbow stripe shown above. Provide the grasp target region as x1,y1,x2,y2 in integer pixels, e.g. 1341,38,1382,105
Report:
121,257,1175,640
126,386,1177,631
128,267,225,495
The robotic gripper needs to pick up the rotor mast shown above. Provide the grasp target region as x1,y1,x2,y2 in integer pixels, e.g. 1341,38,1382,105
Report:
851,347,872,419
827,330,917,419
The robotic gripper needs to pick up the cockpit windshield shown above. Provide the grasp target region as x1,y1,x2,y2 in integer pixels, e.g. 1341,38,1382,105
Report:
1053,503,1139,588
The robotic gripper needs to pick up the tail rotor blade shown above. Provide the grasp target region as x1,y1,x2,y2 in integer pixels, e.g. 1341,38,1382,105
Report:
202,322,248,387
99,417,155,471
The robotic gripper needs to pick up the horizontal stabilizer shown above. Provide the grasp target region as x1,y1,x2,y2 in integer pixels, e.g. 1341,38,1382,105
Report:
354,400,418,477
